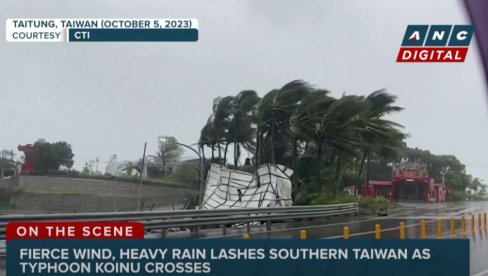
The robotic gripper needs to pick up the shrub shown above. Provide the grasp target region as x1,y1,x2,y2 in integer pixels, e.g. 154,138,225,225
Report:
466,193,488,201
294,190,356,205
450,191,467,201
358,196,393,215
166,164,200,187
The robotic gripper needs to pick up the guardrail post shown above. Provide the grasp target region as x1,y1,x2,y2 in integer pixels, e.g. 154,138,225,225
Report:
343,226,350,240
399,222,405,239
420,220,427,239
375,224,381,240
266,221,271,231
471,214,475,232
221,224,227,236
437,219,443,239
300,230,307,240
461,215,466,234
243,234,250,239
247,223,251,234
479,213,483,229
161,228,166,239
450,217,456,238
485,213,488,228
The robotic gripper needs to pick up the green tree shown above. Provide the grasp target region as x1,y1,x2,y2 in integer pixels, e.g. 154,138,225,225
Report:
157,136,184,177
226,90,260,166
354,90,406,192
211,96,234,164
199,116,218,162
25,141,74,174
197,81,483,204
256,80,310,165
0,149,17,178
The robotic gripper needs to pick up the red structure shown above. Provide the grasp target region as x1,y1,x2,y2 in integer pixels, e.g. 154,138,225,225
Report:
17,144,36,174
362,162,446,203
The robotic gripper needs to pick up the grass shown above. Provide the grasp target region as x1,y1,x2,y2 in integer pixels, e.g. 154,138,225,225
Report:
0,200,15,210
294,190,356,205
21,190,90,196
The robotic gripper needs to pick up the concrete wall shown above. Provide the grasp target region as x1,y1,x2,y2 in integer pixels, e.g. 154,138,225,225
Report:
0,176,197,213
0,178,17,201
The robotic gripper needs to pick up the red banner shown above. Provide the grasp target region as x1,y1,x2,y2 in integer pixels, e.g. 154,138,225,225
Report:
6,222,145,242
396,47,468,62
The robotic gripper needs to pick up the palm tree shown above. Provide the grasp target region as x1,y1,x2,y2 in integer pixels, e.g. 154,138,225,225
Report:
199,116,218,162
211,96,234,165
355,90,407,191
197,81,408,201
255,80,311,166
291,92,372,191
226,90,260,166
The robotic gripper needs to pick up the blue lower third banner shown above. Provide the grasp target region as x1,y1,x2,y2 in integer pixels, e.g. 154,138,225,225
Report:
68,28,198,42
7,239,469,276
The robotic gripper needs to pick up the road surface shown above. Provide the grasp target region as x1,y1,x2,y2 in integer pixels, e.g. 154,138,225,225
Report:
0,201,487,275
195,201,488,275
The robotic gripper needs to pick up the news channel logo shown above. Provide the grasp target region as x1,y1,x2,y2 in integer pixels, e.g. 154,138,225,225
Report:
396,25,474,62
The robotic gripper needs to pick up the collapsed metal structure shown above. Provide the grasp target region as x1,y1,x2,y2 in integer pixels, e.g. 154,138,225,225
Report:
200,163,293,209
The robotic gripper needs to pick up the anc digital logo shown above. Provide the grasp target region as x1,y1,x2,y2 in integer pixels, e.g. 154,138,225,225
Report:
396,25,474,62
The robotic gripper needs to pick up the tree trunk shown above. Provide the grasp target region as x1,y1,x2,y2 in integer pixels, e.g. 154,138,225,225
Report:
234,143,239,167
317,141,323,191
259,132,264,165
366,152,371,189
218,142,222,166
357,150,368,195
292,137,298,199
223,142,229,165
336,163,349,198
358,151,368,178
292,137,298,171
201,145,207,170
234,118,239,167
161,159,166,178
255,129,260,170
333,155,341,198
271,112,276,164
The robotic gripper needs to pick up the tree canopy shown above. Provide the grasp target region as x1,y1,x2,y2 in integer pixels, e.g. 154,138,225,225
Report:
157,136,184,177
25,141,74,174
198,80,483,201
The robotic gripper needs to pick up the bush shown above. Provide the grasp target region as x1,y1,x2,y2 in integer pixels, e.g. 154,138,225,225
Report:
166,164,200,187
359,196,393,215
450,191,467,201
466,193,488,201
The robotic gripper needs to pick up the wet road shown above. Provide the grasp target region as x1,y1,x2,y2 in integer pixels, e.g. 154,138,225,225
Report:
195,201,488,275
0,201,487,275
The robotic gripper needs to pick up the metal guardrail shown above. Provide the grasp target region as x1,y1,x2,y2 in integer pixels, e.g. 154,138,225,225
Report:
0,203,358,240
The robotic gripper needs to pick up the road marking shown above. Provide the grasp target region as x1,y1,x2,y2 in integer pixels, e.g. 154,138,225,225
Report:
472,268,488,276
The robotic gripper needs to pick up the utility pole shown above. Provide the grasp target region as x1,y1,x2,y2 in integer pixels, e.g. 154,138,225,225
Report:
136,142,147,211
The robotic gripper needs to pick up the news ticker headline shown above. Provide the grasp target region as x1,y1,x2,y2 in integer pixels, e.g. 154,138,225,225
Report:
4,222,469,276
5,19,199,42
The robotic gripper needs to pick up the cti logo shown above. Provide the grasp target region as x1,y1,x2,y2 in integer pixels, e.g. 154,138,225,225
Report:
396,25,474,62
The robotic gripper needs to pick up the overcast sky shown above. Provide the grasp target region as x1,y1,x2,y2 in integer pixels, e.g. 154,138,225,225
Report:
1,0,487,182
